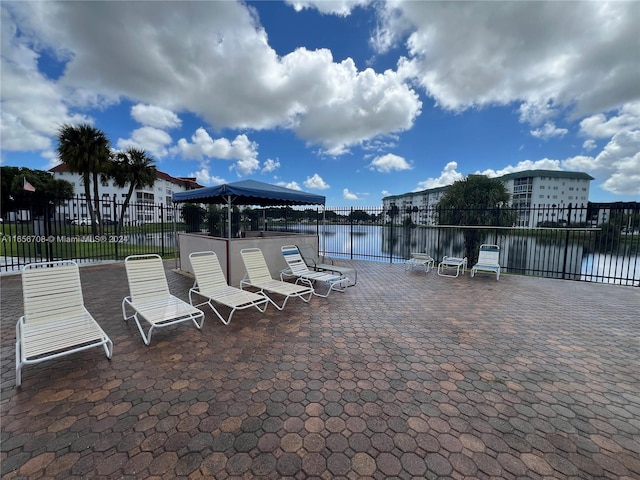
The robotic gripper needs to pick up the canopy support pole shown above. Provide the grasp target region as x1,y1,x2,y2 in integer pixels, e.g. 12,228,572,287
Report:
227,197,232,283
173,202,178,270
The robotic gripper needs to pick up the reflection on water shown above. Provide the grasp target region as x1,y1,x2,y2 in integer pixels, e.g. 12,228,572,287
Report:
305,224,639,286
582,253,640,286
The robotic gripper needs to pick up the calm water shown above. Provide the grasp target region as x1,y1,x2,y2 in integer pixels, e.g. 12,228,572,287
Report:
304,224,639,286
131,225,639,286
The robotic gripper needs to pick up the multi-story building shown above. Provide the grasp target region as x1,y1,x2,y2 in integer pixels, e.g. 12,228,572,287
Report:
382,169,594,227
49,164,202,224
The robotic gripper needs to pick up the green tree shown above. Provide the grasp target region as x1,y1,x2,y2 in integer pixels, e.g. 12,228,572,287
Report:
437,175,513,261
349,209,372,223
111,148,157,234
1,166,74,218
57,124,112,234
181,203,206,232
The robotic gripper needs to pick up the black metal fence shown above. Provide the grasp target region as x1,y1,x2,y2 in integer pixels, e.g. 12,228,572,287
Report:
1,195,177,272
2,197,638,286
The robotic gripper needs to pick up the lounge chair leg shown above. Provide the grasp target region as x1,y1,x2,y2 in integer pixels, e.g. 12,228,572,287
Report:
15,330,22,387
103,338,114,359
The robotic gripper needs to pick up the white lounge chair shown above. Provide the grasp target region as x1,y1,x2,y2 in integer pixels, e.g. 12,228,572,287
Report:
297,244,357,286
122,254,204,344
437,256,468,277
188,251,269,324
16,260,113,387
405,252,435,273
280,245,349,297
471,244,501,280
240,248,313,310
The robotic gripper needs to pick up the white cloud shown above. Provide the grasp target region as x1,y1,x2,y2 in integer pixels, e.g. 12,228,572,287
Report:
284,0,370,16
343,188,359,200
582,139,597,152
368,153,412,172
116,126,173,159
479,159,562,178
304,173,330,190
277,181,302,190
1,1,421,156
388,2,639,118
530,122,568,140
561,155,599,172
175,128,260,176
518,100,556,126
290,56,422,155
190,168,226,186
261,158,280,173
415,161,463,189
578,102,640,138
563,130,640,196
0,6,90,152
131,104,181,129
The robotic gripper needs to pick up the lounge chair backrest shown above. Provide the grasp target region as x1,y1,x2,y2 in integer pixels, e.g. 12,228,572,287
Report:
189,251,228,294
241,248,274,284
477,244,500,265
125,254,170,303
297,244,320,268
22,261,86,324
282,246,311,276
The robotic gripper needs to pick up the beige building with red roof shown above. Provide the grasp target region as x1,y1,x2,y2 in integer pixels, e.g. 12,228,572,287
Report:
49,164,202,224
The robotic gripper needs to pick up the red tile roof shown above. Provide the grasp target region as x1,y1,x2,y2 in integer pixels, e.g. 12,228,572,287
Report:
50,163,203,189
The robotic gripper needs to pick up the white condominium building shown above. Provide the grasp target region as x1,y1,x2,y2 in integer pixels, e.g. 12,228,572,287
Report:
382,170,594,227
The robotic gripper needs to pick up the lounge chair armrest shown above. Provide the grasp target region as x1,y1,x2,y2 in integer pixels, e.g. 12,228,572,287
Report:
321,256,336,265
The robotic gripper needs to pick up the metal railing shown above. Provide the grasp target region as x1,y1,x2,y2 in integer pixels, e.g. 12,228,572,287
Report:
1,195,177,272
2,199,638,286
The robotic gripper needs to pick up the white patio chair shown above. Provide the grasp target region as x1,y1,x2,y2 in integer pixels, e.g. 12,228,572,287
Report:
280,245,349,297
437,256,468,277
188,251,269,325
471,244,501,280
405,252,435,273
297,244,357,286
240,248,313,310
122,254,204,344
16,260,113,387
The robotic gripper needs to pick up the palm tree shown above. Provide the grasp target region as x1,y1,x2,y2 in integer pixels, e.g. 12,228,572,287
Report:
437,175,514,262
57,124,112,234
111,148,157,234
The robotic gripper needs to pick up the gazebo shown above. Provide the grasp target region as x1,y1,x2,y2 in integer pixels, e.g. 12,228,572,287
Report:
172,180,326,285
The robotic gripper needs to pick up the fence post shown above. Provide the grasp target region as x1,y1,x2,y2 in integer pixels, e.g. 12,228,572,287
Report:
436,207,441,259
44,201,53,262
349,207,354,259
561,203,572,279
113,194,119,260
160,203,165,256
389,209,394,264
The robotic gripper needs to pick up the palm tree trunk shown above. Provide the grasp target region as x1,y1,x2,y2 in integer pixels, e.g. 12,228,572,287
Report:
118,185,136,235
83,173,95,231
92,172,102,235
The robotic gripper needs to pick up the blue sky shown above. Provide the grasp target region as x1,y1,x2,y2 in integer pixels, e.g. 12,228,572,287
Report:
1,1,639,206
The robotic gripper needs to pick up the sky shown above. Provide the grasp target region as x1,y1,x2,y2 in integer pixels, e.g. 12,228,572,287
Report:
1,0,639,207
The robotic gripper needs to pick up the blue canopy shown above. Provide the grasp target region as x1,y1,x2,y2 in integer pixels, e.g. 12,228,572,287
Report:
172,179,325,206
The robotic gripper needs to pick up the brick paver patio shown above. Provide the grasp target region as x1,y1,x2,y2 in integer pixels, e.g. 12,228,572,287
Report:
1,259,639,479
